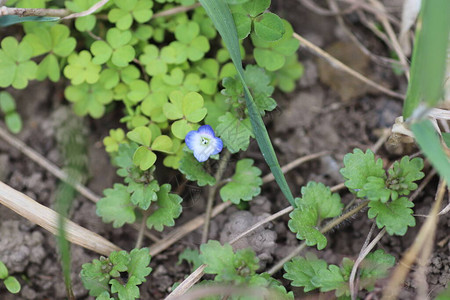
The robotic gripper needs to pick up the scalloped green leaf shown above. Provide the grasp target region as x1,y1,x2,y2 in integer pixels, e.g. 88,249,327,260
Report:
288,206,327,250
216,112,254,153
97,184,136,228
179,151,216,186
368,197,415,235
220,159,262,204
146,184,182,231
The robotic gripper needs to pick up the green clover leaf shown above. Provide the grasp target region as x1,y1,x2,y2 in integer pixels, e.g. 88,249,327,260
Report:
103,128,126,153
63,50,101,85
173,21,210,62
220,159,262,204
0,37,37,89
251,19,300,71
91,28,135,67
65,0,99,32
108,0,153,30
163,91,207,139
64,82,113,118
271,53,304,92
146,184,182,231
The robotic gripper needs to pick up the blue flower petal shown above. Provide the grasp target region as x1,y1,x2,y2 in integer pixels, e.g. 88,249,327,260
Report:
211,137,223,155
197,125,216,137
185,130,200,151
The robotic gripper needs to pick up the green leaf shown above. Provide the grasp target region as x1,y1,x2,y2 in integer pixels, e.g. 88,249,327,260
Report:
216,112,254,153
146,184,182,231
253,13,285,41
128,248,152,284
80,258,111,297
313,265,346,294
103,128,126,153
151,135,173,153
296,182,343,219
178,248,203,271
63,50,100,85
0,261,8,279
411,120,450,186
127,126,152,146
0,37,37,89
171,119,196,139
5,112,22,134
359,249,395,291
340,148,386,198
97,184,136,228
368,197,415,235
109,277,140,300
91,40,112,65
65,82,113,118
288,206,327,250
0,15,59,27
271,53,304,92
403,0,450,118
127,180,159,210
232,12,251,39
283,253,328,292
4,276,21,294
36,54,61,82
200,240,238,281
242,0,270,17
199,0,295,206
0,91,15,113
443,133,450,148
109,251,129,276
220,159,262,204
179,151,216,186
132,146,157,170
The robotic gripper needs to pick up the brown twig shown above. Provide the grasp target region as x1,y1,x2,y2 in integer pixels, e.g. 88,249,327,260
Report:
349,225,386,300
0,180,121,255
381,180,446,300
62,0,109,19
152,3,201,19
0,6,68,17
292,32,405,99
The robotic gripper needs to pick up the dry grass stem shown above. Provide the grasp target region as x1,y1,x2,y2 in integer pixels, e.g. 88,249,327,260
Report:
381,180,446,300
0,181,121,256
293,32,404,99
62,0,109,19
153,3,201,18
349,225,386,300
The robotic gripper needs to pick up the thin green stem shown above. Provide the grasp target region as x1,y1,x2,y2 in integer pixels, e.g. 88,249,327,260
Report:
201,150,231,244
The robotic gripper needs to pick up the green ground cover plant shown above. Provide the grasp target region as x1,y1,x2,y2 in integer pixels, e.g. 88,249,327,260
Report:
0,0,449,299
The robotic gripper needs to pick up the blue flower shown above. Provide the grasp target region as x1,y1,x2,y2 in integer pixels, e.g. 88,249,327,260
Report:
185,125,223,162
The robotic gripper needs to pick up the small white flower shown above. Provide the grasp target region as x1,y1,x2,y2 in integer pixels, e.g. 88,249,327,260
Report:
185,125,223,162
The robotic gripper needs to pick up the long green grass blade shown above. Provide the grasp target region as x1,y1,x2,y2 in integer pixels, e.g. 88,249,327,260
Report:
199,0,295,206
403,0,450,118
411,120,450,185
0,16,60,27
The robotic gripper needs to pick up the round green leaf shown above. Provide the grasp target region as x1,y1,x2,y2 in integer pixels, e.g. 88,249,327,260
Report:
4,276,21,294
133,146,157,170
91,41,113,65
151,135,173,153
254,13,285,42
175,21,200,43
5,112,22,134
243,0,270,17
254,47,285,71
107,28,132,49
126,79,149,103
112,45,135,67
127,126,152,146
0,91,15,113
0,261,8,279
232,12,251,39
36,53,60,82
182,92,204,115
171,119,194,139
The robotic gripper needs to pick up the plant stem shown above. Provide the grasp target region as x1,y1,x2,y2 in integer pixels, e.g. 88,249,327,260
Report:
267,200,369,275
201,150,231,244
135,213,148,249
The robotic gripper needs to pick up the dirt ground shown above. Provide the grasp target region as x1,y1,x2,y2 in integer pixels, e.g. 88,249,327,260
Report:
0,1,449,299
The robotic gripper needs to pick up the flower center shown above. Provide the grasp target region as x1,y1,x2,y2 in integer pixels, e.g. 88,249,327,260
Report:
201,136,209,145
